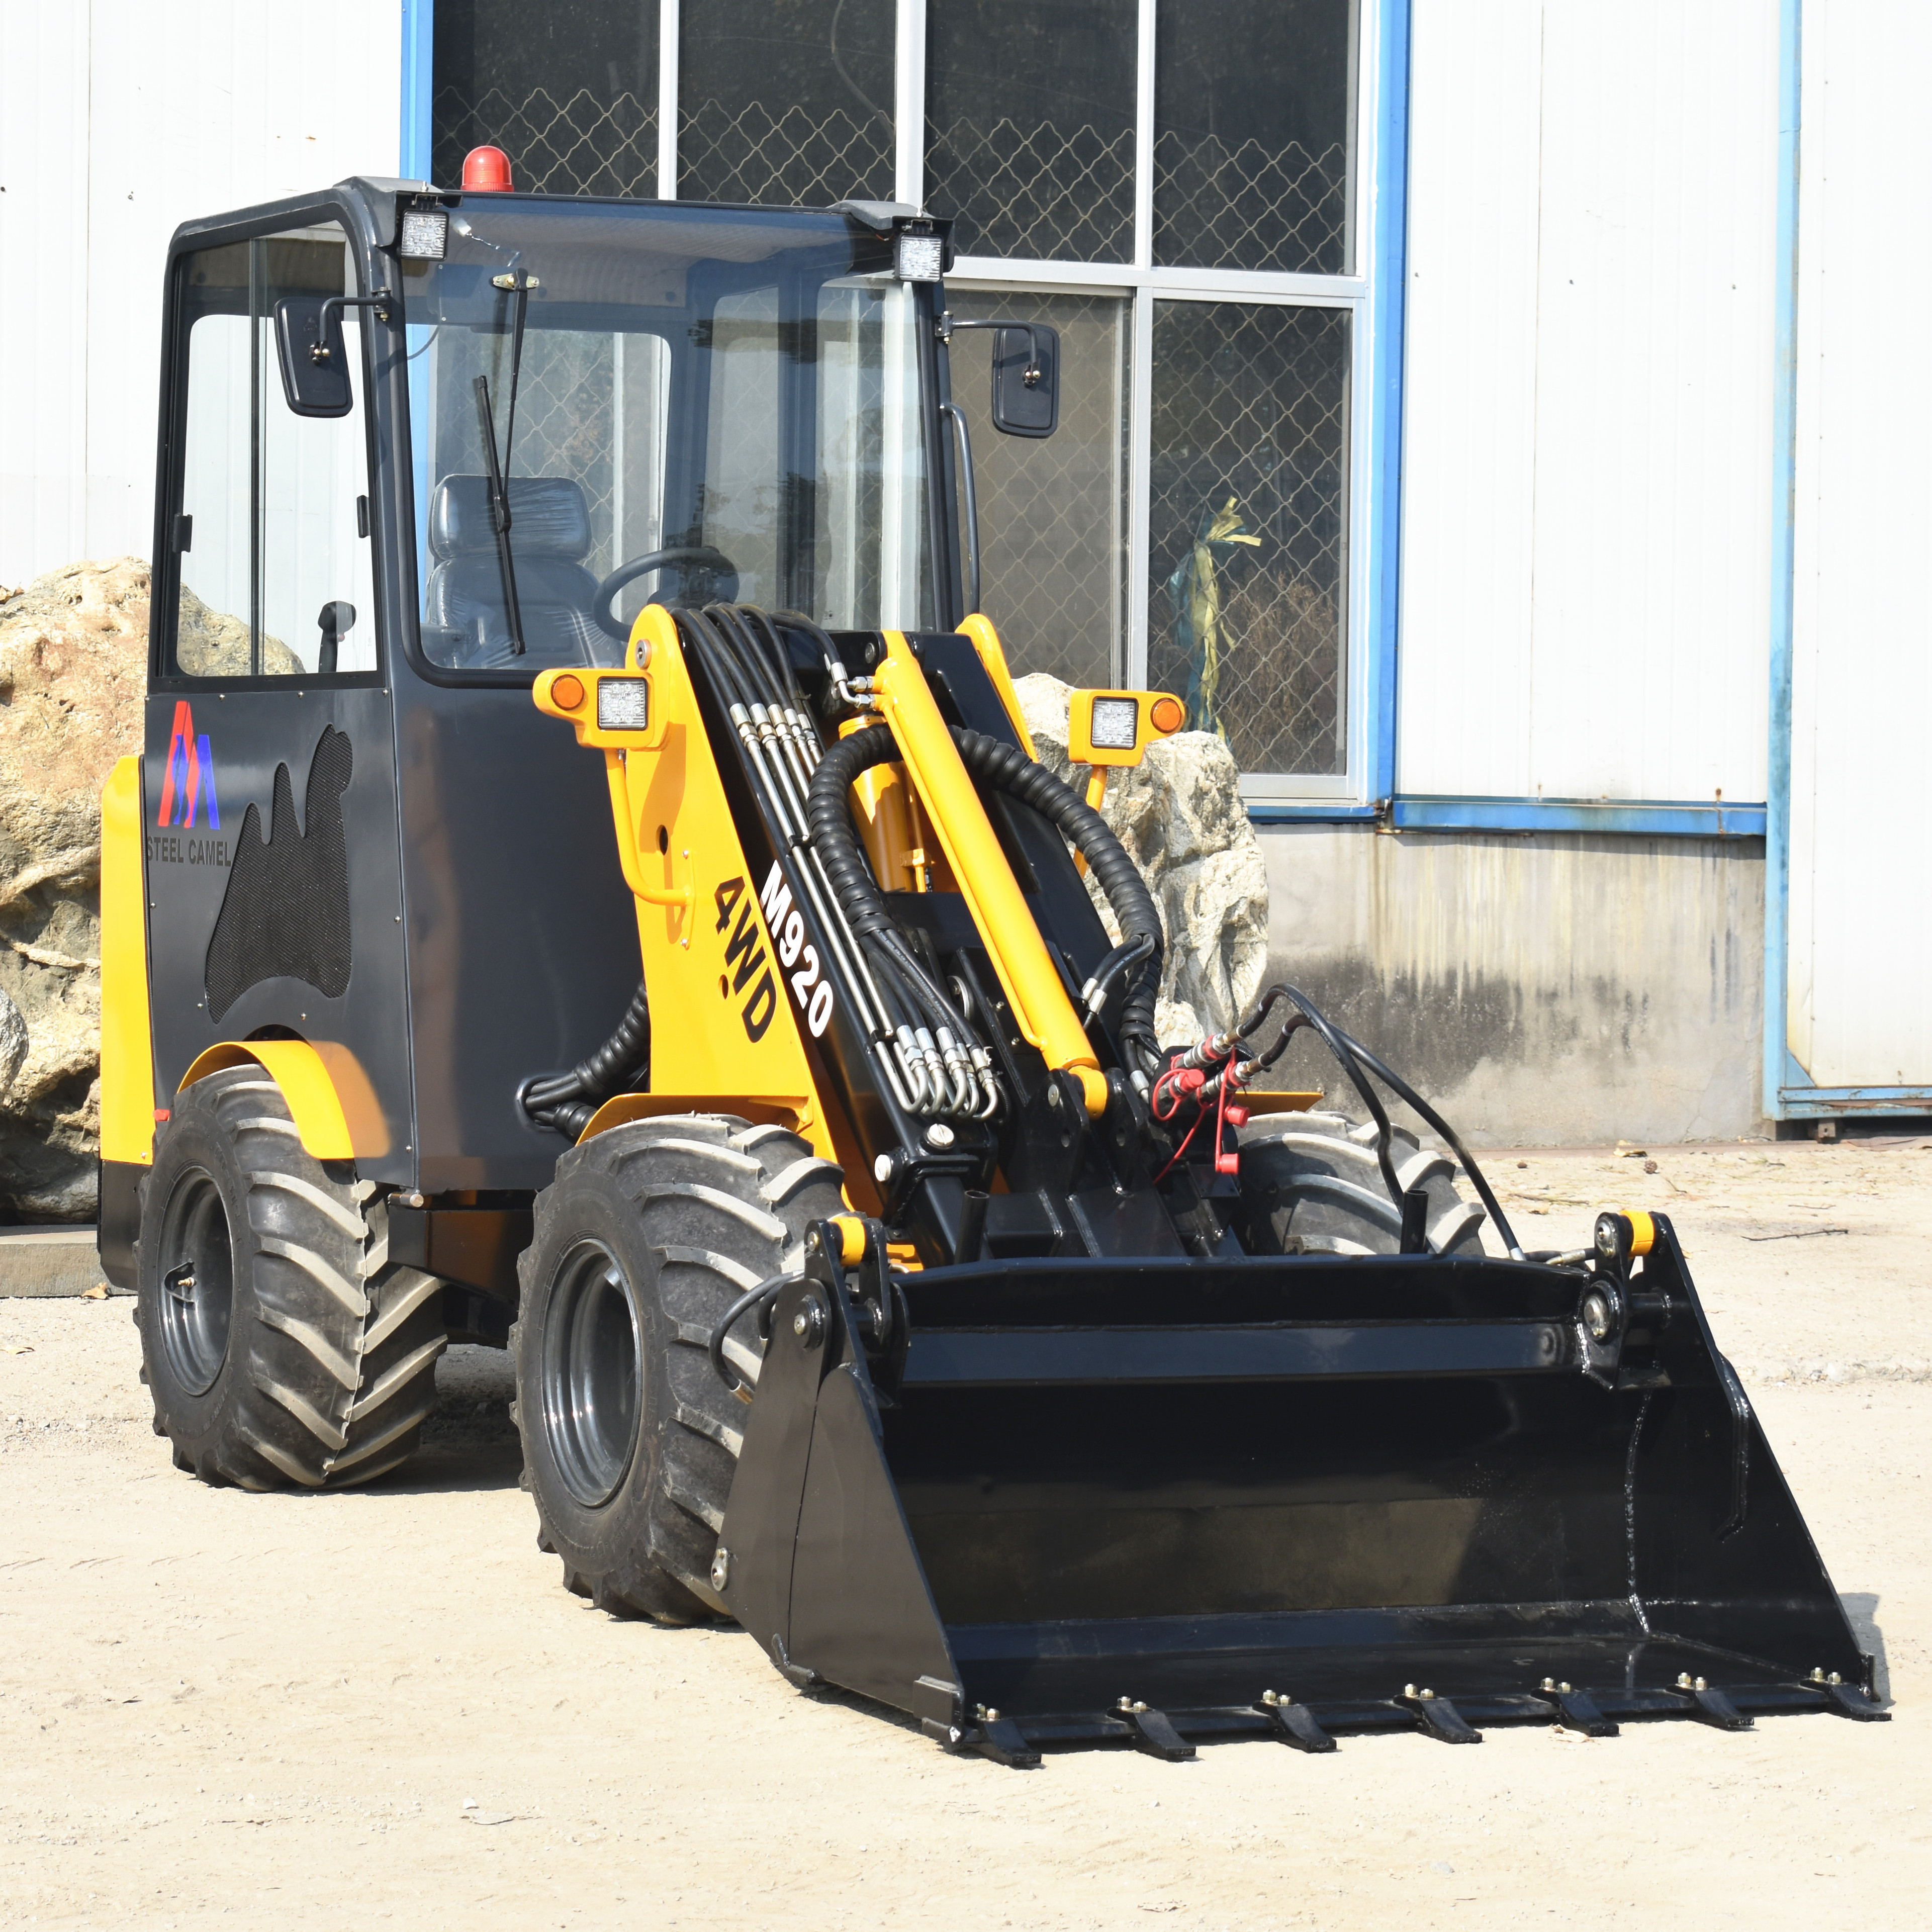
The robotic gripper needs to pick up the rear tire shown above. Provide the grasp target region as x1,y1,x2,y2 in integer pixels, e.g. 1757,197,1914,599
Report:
513,1115,846,1621
1231,1110,1487,1257
136,1066,447,1489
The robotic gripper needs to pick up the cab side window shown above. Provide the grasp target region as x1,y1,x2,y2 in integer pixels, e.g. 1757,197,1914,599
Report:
170,225,376,678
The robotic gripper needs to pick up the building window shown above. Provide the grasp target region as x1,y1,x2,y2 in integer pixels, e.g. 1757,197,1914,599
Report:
1153,0,1356,274
1147,301,1349,776
430,0,1391,799
679,0,896,206
434,1,659,198
925,2,1138,264
945,289,1131,688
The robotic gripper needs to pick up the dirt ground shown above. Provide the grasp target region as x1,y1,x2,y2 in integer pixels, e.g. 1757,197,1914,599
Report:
3,1138,1929,1930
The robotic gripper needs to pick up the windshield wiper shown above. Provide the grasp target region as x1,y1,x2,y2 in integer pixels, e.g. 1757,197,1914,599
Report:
473,267,534,657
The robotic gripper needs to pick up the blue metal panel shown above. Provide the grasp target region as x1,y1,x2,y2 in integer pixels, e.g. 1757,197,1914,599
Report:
401,0,435,179
1391,797,1766,838
1763,0,1802,1119
1777,1087,1932,1119
1245,797,1767,834
1364,0,1413,809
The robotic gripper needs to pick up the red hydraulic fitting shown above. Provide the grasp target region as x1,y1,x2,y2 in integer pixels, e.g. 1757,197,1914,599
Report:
1177,1032,1238,1073
1151,1064,1206,1121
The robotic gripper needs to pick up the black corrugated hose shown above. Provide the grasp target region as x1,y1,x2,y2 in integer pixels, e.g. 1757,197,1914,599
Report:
520,979,651,1139
805,725,908,942
950,728,1165,1073
805,721,1166,1075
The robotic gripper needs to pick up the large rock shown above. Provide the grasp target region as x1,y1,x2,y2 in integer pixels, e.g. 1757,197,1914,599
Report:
0,558,148,1221
1014,674,1269,1046
178,588,300,677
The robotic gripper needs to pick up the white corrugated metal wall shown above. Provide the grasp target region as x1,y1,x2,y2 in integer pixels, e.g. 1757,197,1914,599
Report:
1398,2,1779,808
0,1,402,588
1786,0,1932,1092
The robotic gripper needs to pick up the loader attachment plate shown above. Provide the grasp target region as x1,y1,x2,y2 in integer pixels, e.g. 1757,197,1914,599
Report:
717,1218,1882,1759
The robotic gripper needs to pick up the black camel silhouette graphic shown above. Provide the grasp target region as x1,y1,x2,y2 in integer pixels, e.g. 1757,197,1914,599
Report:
204,725,354,1021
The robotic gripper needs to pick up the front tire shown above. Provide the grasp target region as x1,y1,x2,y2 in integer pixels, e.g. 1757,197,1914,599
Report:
513,1115,846,1621
1231,1110,1487,1257
136,1067,446,1489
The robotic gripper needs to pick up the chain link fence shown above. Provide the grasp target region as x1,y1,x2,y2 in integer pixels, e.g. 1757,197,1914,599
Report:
1154,134,1349,277
435,88,897,211
1147,302,1349,778
948,291,1130,689
434,96,1346,279
926,118,1137,262
679,99,892,208
433,86,657,199
432,66,1359,780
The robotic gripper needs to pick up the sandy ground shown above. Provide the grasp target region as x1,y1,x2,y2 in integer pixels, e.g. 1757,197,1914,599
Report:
2,1138,1929,1930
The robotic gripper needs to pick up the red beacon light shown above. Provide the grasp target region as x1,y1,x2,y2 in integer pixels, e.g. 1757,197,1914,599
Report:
462,146,514,193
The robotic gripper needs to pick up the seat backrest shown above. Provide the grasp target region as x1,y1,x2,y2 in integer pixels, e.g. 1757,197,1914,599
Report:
425,476,605,667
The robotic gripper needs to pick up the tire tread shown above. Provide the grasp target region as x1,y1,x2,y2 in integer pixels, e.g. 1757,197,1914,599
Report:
516,1114,846,1623
137,1066,445,1490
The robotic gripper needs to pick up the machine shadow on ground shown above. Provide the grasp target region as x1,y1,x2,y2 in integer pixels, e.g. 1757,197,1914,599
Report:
1840,1591,1891,1701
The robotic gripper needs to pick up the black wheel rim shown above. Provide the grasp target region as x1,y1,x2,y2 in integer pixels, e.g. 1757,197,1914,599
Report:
157,1169,234,1396
542,1240,642,1508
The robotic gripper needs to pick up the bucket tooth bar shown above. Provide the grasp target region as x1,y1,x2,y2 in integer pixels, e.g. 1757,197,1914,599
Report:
909,1674,1887,1762
715,1203,1888,1766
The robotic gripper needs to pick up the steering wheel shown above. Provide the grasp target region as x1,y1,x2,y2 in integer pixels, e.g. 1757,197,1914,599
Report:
593,546,741,640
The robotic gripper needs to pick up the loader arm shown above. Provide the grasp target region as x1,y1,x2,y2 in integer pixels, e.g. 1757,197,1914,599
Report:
539,606,1183,1264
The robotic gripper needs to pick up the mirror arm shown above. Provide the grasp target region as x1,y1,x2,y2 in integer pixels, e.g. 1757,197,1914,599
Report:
940,402,981,617
936,312,1047,387
309,291,394,364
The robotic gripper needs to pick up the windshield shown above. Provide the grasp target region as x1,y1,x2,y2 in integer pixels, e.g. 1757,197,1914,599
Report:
397,202,934,673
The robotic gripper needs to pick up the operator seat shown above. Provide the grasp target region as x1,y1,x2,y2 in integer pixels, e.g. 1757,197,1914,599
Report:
424,475,607,667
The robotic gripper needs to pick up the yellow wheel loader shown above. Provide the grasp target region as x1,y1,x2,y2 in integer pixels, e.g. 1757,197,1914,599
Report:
97,167,1886,1762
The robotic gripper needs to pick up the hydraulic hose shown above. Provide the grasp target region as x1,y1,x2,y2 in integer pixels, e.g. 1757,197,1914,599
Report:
1328,1023,1525,1261
1230,982,1526,1261
949,728,1166,1072
1237,982,1406,1211
807,719,1168,1073
805,723,905,942
521,979,652,1138
707,1270,803,1396
682,607,923,1112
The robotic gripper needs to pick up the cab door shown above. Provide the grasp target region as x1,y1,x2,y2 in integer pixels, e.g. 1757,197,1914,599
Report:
146,211,413,1185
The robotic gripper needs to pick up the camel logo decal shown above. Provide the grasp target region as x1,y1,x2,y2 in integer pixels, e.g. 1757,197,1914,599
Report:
204,725,353,1022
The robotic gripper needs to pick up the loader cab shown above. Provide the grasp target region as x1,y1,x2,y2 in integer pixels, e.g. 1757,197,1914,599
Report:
143,180,970,1196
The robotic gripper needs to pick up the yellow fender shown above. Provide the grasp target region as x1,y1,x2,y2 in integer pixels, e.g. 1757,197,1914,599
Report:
176,1040,388,1162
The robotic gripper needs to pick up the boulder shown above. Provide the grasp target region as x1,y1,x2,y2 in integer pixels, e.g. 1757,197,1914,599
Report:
177,588,301,677
1013,674,1269,1046
0,558,148,1221
0,987,27,1094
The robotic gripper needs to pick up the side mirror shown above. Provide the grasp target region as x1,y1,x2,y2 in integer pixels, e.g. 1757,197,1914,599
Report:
989,322,1059,439
273,296,353,417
